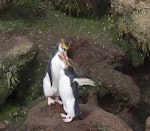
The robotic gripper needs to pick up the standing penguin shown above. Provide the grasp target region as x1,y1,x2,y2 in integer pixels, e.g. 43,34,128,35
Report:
43,38,71,105
58,54,95,122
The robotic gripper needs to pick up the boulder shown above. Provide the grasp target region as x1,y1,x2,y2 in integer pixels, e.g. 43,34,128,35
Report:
111,0,150,55
24,99,132,131
68,38,141,107
118,107,143,130
132,64,150,126
96,64,141,107
0,36,38,105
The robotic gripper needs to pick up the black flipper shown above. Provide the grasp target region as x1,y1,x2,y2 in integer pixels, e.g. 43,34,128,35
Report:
72,81,81,118
64,63,82,119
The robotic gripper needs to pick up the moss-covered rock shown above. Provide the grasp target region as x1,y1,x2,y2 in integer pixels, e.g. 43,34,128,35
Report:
97,65,141,107
111,0,150,56
0,36,38,106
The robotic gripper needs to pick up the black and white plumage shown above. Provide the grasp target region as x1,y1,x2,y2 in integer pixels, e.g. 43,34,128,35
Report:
58,54,95,122
43,39,71,105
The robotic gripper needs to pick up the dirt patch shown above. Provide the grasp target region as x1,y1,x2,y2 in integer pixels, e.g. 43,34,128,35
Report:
68,37,127,77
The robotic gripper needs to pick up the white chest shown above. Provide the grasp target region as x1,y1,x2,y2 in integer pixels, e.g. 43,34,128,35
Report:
51,52,62,79
59,70,74,102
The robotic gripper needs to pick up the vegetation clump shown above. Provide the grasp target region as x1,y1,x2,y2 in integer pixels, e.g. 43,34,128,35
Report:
51,0,110,18
111,0,150,56
0,36,38,105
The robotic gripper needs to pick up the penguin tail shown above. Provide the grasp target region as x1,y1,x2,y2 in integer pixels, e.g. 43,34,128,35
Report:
73,78,95,87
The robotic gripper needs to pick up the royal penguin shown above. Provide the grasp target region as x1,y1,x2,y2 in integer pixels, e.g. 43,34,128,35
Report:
43,38,71,105
58,53,95,122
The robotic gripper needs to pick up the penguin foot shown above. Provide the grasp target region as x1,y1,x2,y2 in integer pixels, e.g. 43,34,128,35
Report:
60,113,73,122
55,97,63,105
60,113,67,118
63,117,73,122
48,97,55,105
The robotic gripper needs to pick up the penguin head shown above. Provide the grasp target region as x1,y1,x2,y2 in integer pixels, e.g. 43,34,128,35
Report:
58,38,71,52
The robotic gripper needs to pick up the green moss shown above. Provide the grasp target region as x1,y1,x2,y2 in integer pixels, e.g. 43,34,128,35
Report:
115,12,150,56
101,15,145,68
130,50,144,68
0,58,44,125
0,80,43,126
0,104,28,125
78,87,88,103
116,38,145,68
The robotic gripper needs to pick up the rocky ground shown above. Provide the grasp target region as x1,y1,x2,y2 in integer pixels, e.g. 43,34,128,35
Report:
0,35,149,131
